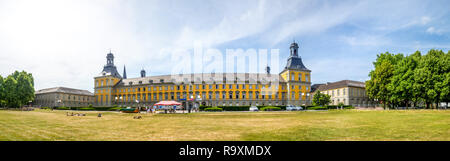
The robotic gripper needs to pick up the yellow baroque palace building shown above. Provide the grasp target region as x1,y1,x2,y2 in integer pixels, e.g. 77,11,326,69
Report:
94,42,312,107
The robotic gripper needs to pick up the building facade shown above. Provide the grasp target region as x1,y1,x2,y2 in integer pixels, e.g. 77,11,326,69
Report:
94,42,312,107
34,87,95,107
311,80,376,107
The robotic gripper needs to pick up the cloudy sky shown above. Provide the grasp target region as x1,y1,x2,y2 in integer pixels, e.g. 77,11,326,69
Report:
0,0,449,92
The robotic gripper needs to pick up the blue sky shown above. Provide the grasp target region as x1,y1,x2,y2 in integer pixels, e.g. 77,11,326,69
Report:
0,0,449,92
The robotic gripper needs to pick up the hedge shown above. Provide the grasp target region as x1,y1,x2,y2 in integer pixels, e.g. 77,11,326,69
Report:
201,105,289,111
305,105,355,110
56,107,70,110
260,106,282,111
199,105,210,111
306,106,328,110
50,106,124,111
325,105,355,109
204,107,223,112
257,106,287,110
77,107,95,111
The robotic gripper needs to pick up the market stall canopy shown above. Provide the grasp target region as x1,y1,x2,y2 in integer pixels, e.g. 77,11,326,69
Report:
154,101,182,106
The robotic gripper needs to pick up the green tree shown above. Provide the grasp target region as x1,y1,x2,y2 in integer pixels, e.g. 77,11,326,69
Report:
4,76,19,108
0,75,4,107
388,51,420,108
312,90,331,106
414,49,447,108
15,71,35,106
1,71,35,108
366,52,403,109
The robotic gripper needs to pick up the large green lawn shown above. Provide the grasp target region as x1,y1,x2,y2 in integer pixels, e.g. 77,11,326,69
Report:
0,109,449,141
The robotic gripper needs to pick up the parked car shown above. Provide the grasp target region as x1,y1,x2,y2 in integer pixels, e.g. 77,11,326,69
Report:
286,105,303,111
286,105,297,111
249,106,259,111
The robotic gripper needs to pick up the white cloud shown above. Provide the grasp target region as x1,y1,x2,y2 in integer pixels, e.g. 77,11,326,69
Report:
426,26,443,35
340,35,389,47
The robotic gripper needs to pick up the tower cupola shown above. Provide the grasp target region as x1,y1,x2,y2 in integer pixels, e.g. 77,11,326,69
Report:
140,68,146,78
290,41,299,57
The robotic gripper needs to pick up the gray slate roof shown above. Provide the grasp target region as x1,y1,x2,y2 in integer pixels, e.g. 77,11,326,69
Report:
35,87,94,96
312,80,365,92
116,73,286,87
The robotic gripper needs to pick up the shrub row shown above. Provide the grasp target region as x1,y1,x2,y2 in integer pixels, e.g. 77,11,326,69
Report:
204,107,223,112
47,106,122,111
257,106,287,110
325,105,355,109
306,105,355,110
201,105,290,111
306,106,328,110
201,106,251,111
260,106,282,111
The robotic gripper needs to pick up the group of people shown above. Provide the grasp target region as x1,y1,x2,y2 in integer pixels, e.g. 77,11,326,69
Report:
145,106,157,114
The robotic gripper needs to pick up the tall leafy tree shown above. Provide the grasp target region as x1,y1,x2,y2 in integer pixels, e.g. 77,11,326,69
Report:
388,51,420,107
438,51,450,108
366,52,403,109
1,71,35,108
3,76,19,108
0,75,4,107
415,49,446,108
15,71,35,106
312,90,331,106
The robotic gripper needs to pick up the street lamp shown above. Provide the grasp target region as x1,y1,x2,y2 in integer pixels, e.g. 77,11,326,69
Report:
188,95,194,113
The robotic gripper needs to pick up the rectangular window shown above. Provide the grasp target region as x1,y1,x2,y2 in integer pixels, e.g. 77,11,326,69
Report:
298,74,302,81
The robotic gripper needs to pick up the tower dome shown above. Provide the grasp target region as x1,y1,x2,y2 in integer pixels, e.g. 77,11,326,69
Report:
140,68,146,78
290,41,299,57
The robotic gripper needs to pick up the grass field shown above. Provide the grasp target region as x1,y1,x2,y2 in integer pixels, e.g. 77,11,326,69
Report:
0,109,449,141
